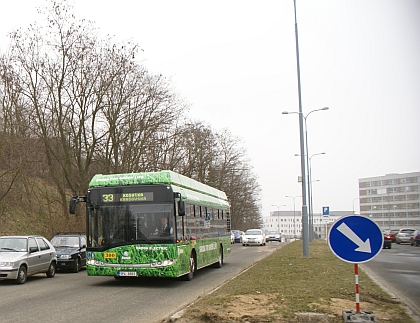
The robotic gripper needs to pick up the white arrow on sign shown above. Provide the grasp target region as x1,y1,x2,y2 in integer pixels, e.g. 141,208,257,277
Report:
336,222,371,253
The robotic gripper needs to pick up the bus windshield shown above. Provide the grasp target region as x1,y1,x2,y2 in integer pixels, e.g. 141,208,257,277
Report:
87,203,175,248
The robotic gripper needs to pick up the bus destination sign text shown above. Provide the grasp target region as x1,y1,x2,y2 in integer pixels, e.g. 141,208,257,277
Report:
102,192,154,203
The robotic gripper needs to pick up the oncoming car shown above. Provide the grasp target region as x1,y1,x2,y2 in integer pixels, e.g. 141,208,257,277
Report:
50,233,87,273
266,230,281,242
231,230,243,243
242,229,266,246
0,235,57,284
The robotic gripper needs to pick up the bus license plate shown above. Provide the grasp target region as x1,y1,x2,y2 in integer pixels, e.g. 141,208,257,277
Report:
118,271,137,277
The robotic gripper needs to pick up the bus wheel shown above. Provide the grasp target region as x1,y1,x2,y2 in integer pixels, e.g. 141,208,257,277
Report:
183,253,196,281
213,246,223,268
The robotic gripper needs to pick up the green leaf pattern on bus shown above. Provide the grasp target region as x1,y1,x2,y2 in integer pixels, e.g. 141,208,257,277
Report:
86,238,230,278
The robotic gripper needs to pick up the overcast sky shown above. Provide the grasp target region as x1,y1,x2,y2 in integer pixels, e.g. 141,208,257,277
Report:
1,0,419,218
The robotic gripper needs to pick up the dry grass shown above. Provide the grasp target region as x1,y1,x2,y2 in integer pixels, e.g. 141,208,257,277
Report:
163,240,415,323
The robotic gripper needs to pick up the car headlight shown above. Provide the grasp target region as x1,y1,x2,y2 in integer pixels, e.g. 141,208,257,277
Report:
0,261,14,267
59,255,72,259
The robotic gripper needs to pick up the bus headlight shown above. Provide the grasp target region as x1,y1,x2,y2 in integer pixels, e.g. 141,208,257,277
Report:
151,259,176,267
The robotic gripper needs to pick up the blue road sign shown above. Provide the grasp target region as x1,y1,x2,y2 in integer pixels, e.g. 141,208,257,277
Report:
322,206,329,215
328,215,383,263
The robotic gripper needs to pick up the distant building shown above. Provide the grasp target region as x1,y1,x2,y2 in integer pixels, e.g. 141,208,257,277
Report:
358,171,420,230
262,210,352,240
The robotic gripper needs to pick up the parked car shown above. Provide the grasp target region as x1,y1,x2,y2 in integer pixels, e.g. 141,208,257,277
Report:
0,235,57,284
242,229,266,246
396,228,416,244
266,230,281,242
230,231,235,244
382,229,399,243
383,233,392,249
50,233,87,273
409,229,420,247
231,230,243,243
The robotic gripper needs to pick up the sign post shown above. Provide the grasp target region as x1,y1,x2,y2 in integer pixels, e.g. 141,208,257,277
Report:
328,215,382,322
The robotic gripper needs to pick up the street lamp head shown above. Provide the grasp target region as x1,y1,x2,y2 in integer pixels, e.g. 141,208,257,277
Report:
322,107,329,111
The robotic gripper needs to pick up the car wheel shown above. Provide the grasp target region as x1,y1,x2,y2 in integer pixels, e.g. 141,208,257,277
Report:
15,265,27,284
46,262,56,278
73,258,81,273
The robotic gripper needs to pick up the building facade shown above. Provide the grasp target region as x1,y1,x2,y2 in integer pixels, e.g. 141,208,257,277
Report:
262,210,352,240
358,171,420,230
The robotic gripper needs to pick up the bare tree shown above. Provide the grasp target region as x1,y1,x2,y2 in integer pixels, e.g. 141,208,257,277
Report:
0,0,262,234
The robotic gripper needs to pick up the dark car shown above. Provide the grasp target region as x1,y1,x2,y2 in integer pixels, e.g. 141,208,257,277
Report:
50,233,87,273
383,234,392,249
410,229,420,246
382,229,399,243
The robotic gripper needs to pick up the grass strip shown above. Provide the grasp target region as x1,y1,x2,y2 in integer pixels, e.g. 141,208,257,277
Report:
177,240,414,323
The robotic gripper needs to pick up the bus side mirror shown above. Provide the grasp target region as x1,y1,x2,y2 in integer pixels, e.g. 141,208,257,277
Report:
178,200,185,216
69,197,77,214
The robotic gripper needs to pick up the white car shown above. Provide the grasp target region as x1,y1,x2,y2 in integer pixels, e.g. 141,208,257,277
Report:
396,228,416,244
266,230,281,242
242,229,266,246
0,235,57,284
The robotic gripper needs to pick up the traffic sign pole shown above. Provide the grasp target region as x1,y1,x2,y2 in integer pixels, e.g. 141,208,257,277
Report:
354,264,360,313
328,215,383,321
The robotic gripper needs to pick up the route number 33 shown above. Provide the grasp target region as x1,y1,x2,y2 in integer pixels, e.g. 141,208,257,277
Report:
102,194,114,203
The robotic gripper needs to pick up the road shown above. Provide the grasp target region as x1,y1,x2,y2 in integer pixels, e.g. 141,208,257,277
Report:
0,242,285,323
361,243,420,322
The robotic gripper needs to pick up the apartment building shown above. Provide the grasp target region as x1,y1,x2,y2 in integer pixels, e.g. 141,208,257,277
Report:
358,171,420,230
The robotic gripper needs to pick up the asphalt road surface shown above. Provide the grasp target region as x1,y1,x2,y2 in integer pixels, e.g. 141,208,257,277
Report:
361,242,420,322
0,242,285,323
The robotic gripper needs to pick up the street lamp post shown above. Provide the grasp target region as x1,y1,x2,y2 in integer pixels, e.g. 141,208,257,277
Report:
285,196,301,239
309,178,320,239
308,152,325,241
289,0,329,256
292,0,309,257
271,204,285,235
353,197,360,214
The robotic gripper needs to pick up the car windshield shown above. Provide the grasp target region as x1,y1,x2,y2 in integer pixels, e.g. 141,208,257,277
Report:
0,238,27,252
246,230,261,235
51,236,80,247
268,231,278,235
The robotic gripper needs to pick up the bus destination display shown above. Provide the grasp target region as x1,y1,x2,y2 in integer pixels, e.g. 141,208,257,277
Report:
102,192,154,203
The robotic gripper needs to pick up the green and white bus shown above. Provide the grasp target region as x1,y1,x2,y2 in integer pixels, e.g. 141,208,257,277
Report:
69,170,231,280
